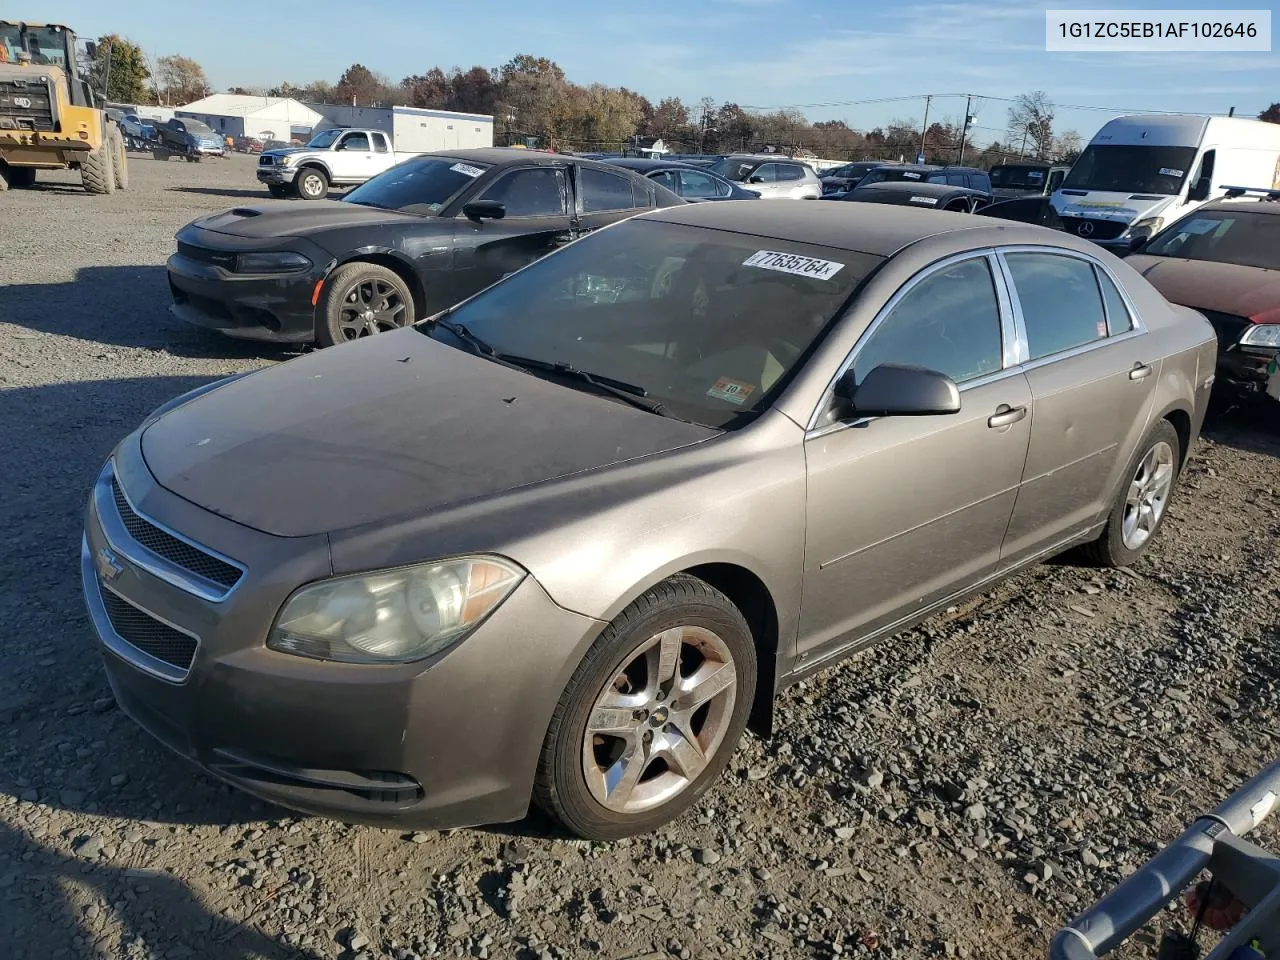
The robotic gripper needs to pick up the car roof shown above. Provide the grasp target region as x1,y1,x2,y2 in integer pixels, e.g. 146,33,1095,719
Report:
606,157,721,173
853,181,982,197
1197,197,1280,216
433,148,594,168
640,198,1082,257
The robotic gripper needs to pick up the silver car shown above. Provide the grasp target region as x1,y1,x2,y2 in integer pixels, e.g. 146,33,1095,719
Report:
708,154,823,199
82,201,1216,840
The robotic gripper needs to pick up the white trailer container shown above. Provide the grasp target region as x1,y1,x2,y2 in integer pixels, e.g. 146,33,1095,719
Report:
310,104,493,152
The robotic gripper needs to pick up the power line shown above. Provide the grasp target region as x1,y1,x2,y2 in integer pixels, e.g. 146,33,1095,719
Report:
742,91,1231,118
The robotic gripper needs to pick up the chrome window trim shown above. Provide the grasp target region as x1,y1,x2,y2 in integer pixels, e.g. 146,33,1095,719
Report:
994,245,1148,370
80,536,197,685
803,248,1014,435
96,461,246,603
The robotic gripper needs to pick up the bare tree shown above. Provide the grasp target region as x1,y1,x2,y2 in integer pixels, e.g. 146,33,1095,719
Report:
1007,91,1055,159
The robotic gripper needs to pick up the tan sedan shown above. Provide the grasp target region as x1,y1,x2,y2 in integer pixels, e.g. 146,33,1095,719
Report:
83,201,1216,840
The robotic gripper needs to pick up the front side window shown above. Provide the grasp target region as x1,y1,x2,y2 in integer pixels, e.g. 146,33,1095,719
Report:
423,220,880,428
339,133,370,152
650,170,680,193
679,170,726,198
853,257,1004,385
945,173,966,186
1143,210,1279,270
579,167,638,212
1061,144,1198,196
481,167,568,217
751,164,780,183
1004,253,1108,360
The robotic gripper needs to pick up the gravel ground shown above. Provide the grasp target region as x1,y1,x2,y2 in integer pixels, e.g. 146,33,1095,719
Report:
2,154,1279,960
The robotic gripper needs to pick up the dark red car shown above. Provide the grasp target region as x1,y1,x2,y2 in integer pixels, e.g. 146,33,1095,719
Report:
1125,191,1280,403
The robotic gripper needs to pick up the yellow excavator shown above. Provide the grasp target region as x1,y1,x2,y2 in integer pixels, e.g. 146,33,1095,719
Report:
0,21,127,193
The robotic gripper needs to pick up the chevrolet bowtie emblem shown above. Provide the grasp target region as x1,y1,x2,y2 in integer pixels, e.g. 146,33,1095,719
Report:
96,546,125,582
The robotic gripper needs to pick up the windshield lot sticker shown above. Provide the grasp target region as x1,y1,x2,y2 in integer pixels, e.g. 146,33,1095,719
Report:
743,250,845,280
449,162,485,178
902,171,922,179
909,195,939,205
707,377,755,405
1158,167,1184,178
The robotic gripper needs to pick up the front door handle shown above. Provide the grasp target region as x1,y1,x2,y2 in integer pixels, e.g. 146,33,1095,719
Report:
1129,362,1153,380
988,404,1028,428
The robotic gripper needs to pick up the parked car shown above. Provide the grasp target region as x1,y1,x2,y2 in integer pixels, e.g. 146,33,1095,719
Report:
168,149,682,347
1123,190,1280,403
91,201,1215,840
989,162,1055,199
855,164,993,199
603,157,760,201
233,136,264,154
977,195,1067,229
707,155,822,199
837,180,991,213
119,114,155,151
820,160,895,197
154,118,225,162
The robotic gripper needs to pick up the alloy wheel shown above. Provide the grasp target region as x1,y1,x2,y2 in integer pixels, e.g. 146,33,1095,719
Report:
582,625,737,814
1121,440,1174,550
336,279,409,339
300,172,325,199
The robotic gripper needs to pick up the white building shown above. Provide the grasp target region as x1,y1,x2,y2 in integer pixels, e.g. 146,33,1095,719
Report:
174,94,324,141
307,103,494,152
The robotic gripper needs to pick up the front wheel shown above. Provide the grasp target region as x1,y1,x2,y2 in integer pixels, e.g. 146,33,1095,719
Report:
293,167,328,200
315,262,416,347
534,574,757,840
1082,419,1181,567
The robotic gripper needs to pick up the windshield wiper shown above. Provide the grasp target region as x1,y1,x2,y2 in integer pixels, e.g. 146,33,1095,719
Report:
432,318,529,373
498,355,668,415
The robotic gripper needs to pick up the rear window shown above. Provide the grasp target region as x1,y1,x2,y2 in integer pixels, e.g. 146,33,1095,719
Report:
990,165,1050,188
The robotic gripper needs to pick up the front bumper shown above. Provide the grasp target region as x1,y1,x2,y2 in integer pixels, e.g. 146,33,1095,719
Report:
1217,346,1279,398
257,165,297,185
166,249,321,343
81,441,603,828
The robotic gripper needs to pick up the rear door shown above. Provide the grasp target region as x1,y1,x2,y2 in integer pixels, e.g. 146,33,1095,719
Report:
996,248,1159,568
572,165,652,235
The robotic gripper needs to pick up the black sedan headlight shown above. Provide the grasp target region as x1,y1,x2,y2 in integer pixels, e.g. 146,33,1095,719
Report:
236,252,313,274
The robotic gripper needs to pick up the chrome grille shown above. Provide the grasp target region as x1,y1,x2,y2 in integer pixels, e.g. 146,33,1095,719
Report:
1058,216,1128,241
100,588,198,672
110,476,243,589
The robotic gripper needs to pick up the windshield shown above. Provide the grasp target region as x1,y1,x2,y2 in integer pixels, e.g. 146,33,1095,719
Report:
420,218,880,428
859,167,933,185
1143,209,1280,270
708,157,761,182
306,129,343,149
183,121,214,136
990,165,1049,188
0,24,69,67
342,155,489,214
1061,144,1198,195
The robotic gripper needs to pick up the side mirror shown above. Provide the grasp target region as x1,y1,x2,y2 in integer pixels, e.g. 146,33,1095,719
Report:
835,363,961,419
1124,234,1149,256
463,200,506,222
747,175,764,184
1188,176,1211,202
85,41,98,58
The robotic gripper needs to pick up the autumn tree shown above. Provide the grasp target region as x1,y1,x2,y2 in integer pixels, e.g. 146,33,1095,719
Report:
1007,90,1055,159
496,54,569,143
1053,129,1083,163
157,55,210,104
335,63,382,105
86,35,151,104
1260,103,1280,123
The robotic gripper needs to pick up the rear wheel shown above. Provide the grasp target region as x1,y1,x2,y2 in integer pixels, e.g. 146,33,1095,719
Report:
534,575,757,840
293,166,328,200
1081,419,1181,567
81,137,115,195
315,263,416,347
111,128,129,190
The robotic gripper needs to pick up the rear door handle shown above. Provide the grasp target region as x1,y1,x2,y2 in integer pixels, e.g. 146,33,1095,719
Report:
1129,362,1153,380
988,404,1027,428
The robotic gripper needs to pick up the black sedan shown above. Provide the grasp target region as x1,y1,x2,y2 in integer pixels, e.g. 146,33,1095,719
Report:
837,180,991,213
166,149,682,347
602,157,760,201
819,160,892,197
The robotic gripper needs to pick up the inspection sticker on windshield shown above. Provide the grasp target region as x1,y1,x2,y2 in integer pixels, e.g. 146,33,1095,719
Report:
449,162,485,178
1158,167,1184,178
909,195,939,205
707,377,755,405
743,250,845,280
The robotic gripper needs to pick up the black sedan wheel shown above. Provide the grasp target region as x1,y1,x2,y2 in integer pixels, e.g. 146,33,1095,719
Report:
534,574,756,840
316,263,416,348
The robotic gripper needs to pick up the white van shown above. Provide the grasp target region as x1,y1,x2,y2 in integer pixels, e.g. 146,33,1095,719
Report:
1050,114,1280,251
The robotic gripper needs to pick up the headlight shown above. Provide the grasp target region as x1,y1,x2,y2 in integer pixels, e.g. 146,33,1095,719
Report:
236,251,312,274
1241,324,1280,348
1130,216,1164,238
268,557,525,664
279,155,293,166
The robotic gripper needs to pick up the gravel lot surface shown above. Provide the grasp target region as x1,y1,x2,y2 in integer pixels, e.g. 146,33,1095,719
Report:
2,154,1279,960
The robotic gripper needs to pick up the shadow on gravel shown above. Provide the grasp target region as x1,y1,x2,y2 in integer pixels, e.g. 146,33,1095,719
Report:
0,822,320,960
4,264,299,361
167,186,283,200
1201,399,1280,458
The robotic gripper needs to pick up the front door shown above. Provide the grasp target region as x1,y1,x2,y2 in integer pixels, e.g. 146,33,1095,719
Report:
996,250,1159,567
798,254,1033,661
328,130,374,181
451,165,576,297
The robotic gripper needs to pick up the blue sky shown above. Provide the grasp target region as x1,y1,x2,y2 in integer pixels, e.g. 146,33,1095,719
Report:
44,0,1277,145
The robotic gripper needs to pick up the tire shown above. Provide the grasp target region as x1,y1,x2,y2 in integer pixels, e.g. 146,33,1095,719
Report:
8,166,36,188
111,128,128,190
81,137,115,195
293,166,328,200
315,262,416,347
153,147,169,162
1081,419,1181,567
534,574,757,840
267,184,287,198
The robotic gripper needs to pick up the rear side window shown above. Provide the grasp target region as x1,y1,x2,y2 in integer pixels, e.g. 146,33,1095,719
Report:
580,167,639,212
969,173,991,193
679,170,726,198
1096,267,1134,334
372,133,389,153
1004,253,1108,360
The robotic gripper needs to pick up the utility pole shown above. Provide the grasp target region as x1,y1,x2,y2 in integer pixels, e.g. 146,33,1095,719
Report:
917,94,931,164
957,94,972,164
1018,127,1028,158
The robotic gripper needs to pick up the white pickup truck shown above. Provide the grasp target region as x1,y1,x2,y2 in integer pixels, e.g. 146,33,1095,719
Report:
256,128,417,200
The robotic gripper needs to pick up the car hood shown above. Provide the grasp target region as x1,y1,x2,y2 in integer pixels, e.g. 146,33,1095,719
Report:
140,329,718,537
262,147,309,158
192,200,419,239
1125,256,1280,320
